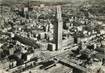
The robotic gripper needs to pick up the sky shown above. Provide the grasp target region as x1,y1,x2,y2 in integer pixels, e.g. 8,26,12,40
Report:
1,0,105,6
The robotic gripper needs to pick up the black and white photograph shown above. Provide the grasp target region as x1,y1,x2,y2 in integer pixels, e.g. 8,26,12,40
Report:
0,0,105,73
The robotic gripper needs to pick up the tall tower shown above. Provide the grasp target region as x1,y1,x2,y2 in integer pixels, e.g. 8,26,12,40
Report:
54,5,63,50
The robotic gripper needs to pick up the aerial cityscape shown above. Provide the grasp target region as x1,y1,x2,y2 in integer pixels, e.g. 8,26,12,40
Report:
0,0,105,73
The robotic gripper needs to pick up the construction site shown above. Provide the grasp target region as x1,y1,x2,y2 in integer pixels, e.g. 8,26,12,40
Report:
0,0,105,73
